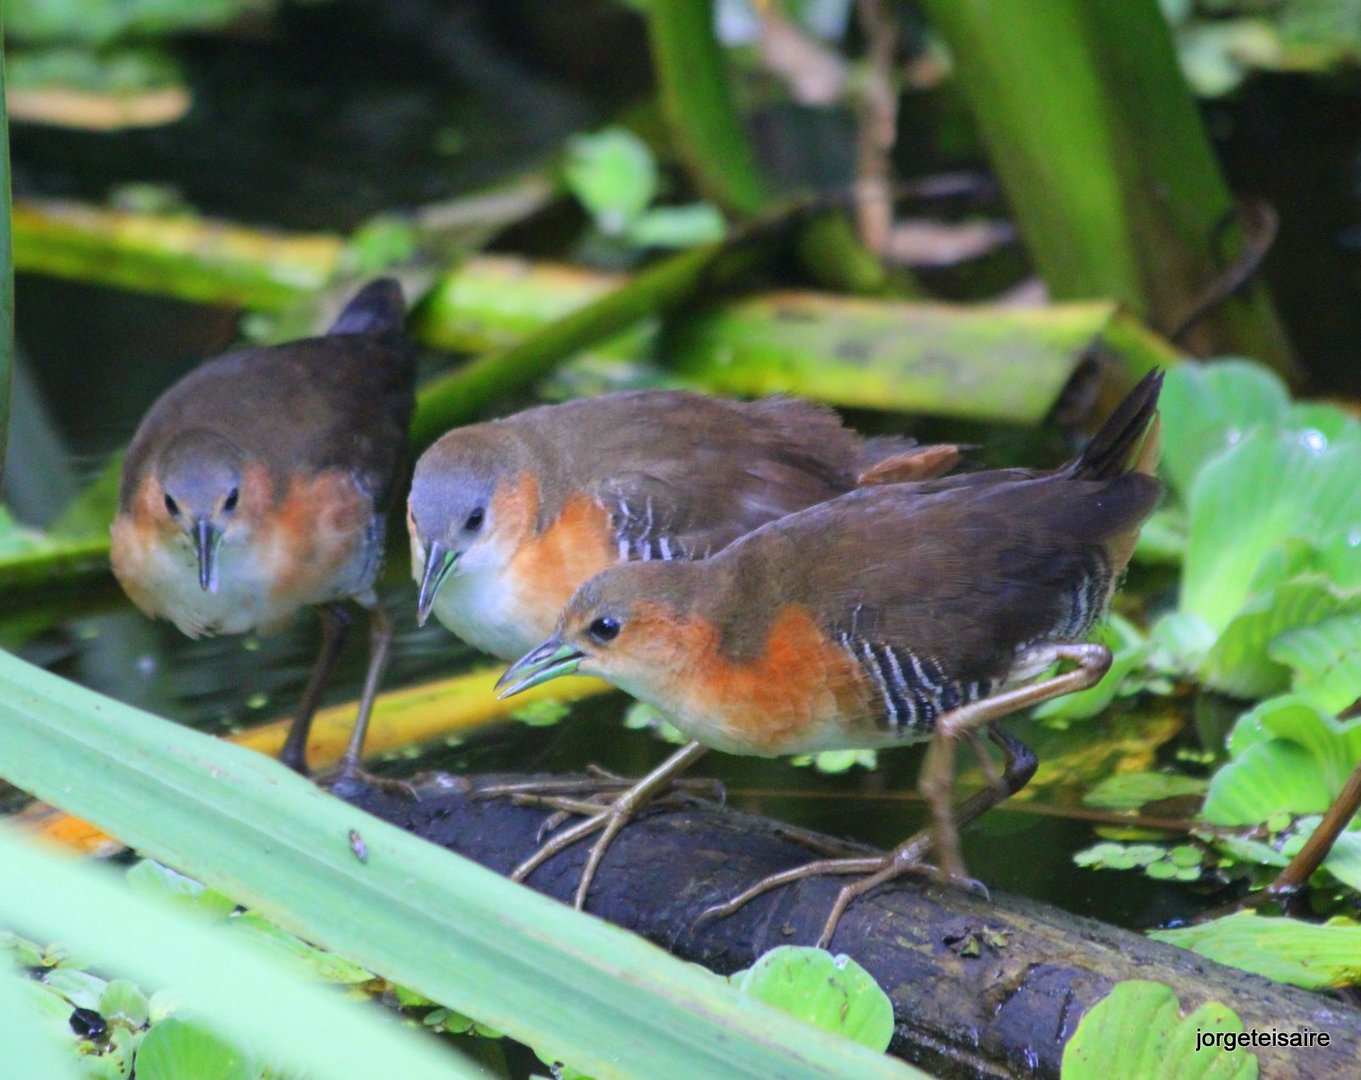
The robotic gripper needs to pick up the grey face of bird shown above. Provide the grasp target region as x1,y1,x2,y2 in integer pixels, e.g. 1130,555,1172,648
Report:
156,431,246,593
407,450,507,626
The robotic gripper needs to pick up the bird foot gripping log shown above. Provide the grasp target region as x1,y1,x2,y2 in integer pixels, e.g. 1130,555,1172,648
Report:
110,279,417,783
498,371,1164,940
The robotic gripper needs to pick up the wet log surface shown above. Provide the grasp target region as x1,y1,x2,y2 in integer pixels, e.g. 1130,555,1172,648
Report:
339,773,1361,1079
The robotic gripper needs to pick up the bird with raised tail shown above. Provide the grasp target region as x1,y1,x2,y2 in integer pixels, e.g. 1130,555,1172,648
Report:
497,371,1164,938
405,389,962,878
111,279,416,783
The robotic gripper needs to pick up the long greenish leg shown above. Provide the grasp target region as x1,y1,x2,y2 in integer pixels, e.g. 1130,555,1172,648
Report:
280,603,352,776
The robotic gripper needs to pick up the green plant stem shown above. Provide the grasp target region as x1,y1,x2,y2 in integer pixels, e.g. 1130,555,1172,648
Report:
643,1,900,295
410,234,771,443
645,0,768,216
918,0,1298,381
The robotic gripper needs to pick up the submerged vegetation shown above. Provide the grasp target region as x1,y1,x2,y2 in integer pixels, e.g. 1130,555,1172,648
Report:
4,0,1361,1077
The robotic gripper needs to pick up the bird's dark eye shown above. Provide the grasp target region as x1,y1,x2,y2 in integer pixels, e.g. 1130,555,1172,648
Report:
588,616,621,643
223,488,239,512
164,494,180,517
464,507,485,532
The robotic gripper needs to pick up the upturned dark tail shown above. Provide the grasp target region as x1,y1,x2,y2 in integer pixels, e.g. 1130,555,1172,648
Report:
1071,370,1164,481
328,278,407,336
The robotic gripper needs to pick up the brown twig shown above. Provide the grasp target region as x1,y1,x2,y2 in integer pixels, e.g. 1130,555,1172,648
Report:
1267,760,1361,898
852,0,900,256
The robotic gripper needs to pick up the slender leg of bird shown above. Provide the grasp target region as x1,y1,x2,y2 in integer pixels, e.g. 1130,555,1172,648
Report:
509,741,711,908
700,727,1036,933
524,774,725,842
478,763,722,803
812,725,1038,946
922,643,1108,881
280,603,352,775
966,729,1003,793
699,644,1103,942
327,606,410,796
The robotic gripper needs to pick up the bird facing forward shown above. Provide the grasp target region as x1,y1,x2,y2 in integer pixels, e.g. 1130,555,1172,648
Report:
110,279,416,781
498,371,1164,939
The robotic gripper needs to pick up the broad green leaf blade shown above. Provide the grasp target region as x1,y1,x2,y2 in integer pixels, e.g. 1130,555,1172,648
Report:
1201,740,1329,825
1270,615,1361,713
1181,428,1361,632
0,651,921,1080
0,823,481,1080
1204,696,1361,827
1199,579,1354,699
1061,979,1256,1080
564,128,658,234
1158,361,1288,502
1152,913,1361,990
134,1017,261,1080
1082,772,1207,812
0,954,80,1080
732,947,895,1053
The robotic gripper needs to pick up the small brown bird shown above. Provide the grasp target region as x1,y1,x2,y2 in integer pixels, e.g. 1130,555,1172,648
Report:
406,391,961,869
498,371,1163,936
110,279,416,781
408,391,960,658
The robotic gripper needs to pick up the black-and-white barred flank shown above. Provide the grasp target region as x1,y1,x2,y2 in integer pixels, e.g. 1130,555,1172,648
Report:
836,627,992,735
1052,549,1113,640
605,495,710,563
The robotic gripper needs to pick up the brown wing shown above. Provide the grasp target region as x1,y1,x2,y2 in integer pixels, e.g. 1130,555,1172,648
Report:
714,472,1162,684
516,392,879,561
120,323,415,513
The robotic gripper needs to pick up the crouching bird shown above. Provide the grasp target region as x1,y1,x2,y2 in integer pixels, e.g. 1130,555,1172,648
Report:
110,279,416,782
497,371,1163,940
405,390,962,878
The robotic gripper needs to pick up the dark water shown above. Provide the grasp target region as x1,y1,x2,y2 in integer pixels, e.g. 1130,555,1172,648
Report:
6,1,1347,934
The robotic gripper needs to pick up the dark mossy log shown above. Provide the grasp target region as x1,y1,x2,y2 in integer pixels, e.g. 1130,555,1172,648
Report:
342,773,1361,1080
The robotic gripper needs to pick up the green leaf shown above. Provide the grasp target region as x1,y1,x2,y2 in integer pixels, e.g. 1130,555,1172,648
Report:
0,650,923,1080
1133,506,1187,563
0,824,480,1080
1157,361,1288,503
227,912,374,985
133,1017,261,1080
1061,979,1257,1080
43,967,107,1011
1181,427,1361,633
732,947,895,1053
1270,614,1361,713
0,956,80,1080
126,860,237,920
1201,698,1357,826
564,128,659,235
789,748,878,773
1073,842,1152,871
626,203,726,248
1151,913,1361,990
100,979,150,1028
1199,578,1356,698
1082,772,1207,812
